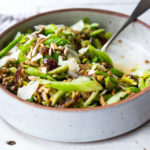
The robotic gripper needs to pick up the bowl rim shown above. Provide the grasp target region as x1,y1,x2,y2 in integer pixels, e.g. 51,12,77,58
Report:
0,8,150,112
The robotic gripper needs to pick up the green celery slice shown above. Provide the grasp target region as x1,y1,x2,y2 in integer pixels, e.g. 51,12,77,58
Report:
0,34,24,58
84,91,99,106
106,91,129,105
52,90,66,106
88,44,113,66
38,77,103,92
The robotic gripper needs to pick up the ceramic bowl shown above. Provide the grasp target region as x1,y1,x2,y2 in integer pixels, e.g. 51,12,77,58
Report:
0,8,150,142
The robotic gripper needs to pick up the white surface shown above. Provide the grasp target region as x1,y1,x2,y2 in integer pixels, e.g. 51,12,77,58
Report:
0,0,150,149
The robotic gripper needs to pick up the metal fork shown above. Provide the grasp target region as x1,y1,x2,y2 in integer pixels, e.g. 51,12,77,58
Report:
101,0,150,52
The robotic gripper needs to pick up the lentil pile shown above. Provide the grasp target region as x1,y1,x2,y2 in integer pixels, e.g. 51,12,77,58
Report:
0,18,149,108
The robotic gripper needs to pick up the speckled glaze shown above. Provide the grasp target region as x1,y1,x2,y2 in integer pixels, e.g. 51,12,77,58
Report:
0,8,150,142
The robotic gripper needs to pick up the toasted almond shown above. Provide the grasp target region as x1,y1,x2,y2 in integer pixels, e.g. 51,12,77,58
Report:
32,38,48,57
56,27,63,35
64,48,68,56
112,89,116,95
38,85,49,93
107,71,112,76
57,46,64,51
36,92,41,103
25,60,39,67
49,47,53,56
96,75,104,81
26,49,33,59
100,96,106,106
33,25,46,35
49,96,53,102
51,43,58,49
79,64,92,69
61,35,66,39
42,91,49,102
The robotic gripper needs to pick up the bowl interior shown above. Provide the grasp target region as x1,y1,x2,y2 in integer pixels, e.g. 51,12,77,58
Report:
0,9,150,73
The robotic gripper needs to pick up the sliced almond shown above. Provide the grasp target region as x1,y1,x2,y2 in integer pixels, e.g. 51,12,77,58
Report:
49,47,53,56
64,48,68,56
112,89,116,95
42,91,49,102
100,96,106,106
32,38,48,57
96,75,104,82
38,85,49,93
25,60,39,67
51,43,58,49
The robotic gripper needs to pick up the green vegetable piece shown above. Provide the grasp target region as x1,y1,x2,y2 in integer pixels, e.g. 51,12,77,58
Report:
104,32,112,40
53,74,66,80
0,34,23,58
39,58,44,65
105,76,118,89
89,29,105,37
91,57,99,63
9,67,17,73
121,76,137,86
27,98,34,102
109,68,124,77
103,94,112,101
44,37,69,46
89,23,99,29
96,70,108,77
18,38,35,62
126,87,140,93
42,101,46,106
38,77,103,92
48,64,68,75
62,31,72,36
142,70,150,79
26,29,33,34
99,32,112,40
81,40,90,47
45,50,59,61
44,24,58,35
84,91,99,107
24,66,55,81
82,17,90,24
93,38,102,49
67,46,80,61
138,78,145,90
145,77,150,88
52,90,65,106
82,58,90,64
106,91,129,105
19,35,27,44
88,44,113,65
73,99,85,108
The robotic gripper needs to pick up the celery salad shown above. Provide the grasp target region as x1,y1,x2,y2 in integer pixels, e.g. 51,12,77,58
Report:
0,18,149,108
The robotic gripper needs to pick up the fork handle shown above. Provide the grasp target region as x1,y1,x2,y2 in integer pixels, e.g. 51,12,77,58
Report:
102,0,150,52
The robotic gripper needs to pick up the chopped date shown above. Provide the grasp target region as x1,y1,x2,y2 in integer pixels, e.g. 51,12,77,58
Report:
39,47,49,56
43,58,58,71
14,68,22,80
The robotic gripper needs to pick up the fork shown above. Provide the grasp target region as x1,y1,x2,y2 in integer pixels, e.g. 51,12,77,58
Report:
101,0,150,52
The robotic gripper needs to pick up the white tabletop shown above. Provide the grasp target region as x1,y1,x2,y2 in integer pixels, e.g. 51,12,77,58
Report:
0,0,150,149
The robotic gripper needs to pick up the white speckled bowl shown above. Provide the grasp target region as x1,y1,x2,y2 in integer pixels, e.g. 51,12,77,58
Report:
0,8,150,142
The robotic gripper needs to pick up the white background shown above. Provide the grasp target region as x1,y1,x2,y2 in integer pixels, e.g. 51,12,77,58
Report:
0,0,150,149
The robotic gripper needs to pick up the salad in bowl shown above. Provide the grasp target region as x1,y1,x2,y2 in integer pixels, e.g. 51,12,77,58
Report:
0,18,149,108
